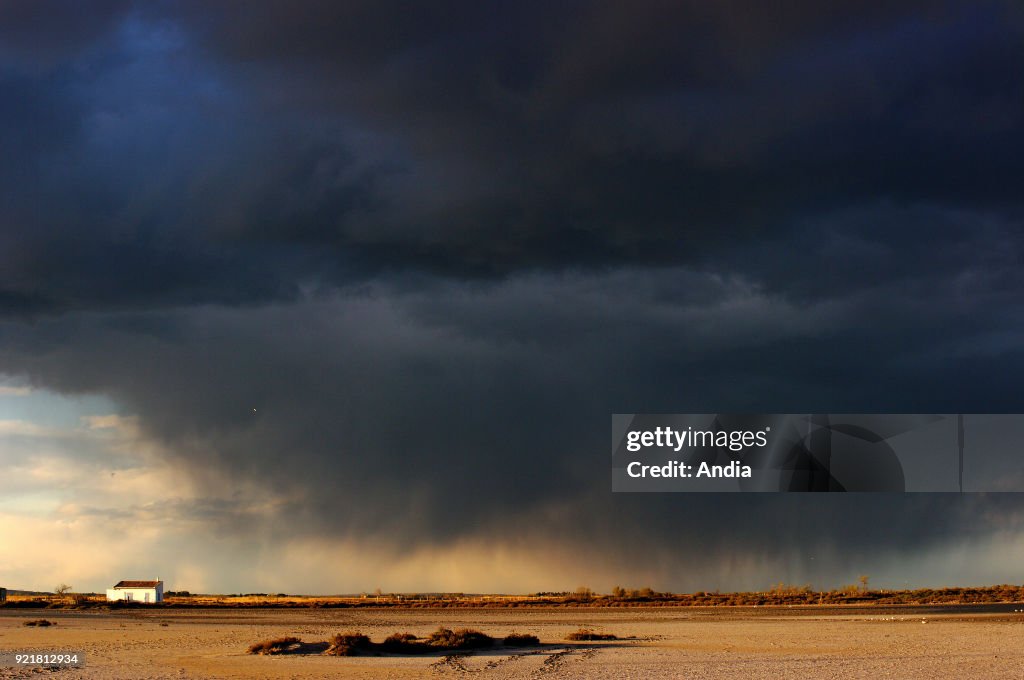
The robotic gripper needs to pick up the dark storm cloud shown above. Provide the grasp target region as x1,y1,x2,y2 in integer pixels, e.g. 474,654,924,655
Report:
0,1,131,70
2,1,1024,588
3,0,1022,313
4,257,1024,586
163,0,1024,274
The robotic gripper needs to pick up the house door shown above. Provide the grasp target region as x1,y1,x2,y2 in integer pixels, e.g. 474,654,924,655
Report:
144,592,150,603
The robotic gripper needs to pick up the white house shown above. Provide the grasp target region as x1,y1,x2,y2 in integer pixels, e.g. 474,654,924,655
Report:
106,580,163,603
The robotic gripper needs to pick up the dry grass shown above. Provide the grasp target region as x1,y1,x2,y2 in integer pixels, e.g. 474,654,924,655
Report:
247,636,301,655
566,628,617,641
10,583,1024,610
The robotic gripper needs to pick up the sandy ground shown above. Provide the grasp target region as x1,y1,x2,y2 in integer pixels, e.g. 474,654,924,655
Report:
2,606,1023,679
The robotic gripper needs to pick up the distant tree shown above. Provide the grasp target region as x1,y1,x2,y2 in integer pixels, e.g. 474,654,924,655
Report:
858,575,870,592
611,585,626,598
54,584,72,598
574,586,593,600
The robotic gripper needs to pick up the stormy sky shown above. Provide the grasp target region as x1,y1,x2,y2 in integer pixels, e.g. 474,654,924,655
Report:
2,1,1024,594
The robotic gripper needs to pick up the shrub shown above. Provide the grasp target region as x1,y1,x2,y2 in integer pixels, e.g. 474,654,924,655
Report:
23,619,55,627
426,627,494,650
247,628,535,658
425,627,458,647
247,636,301,655
566,628,616,641
381,632,420,652
503,633,540,646
324,632,372,656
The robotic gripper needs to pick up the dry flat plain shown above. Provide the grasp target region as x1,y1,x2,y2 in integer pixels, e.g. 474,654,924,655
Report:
3,606,1024,679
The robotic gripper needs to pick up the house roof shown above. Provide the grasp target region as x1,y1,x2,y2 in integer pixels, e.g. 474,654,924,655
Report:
113,580,162,589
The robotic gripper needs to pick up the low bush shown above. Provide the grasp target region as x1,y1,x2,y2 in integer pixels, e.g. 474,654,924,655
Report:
426,627,494,650
23,619,55,627
566,628,616,641
247,636,301,655
249,628,535,658
381,632,420,652
324,632,372,656
503,632,540,646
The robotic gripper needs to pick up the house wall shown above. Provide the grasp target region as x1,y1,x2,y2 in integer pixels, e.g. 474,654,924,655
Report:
105,584,163,603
